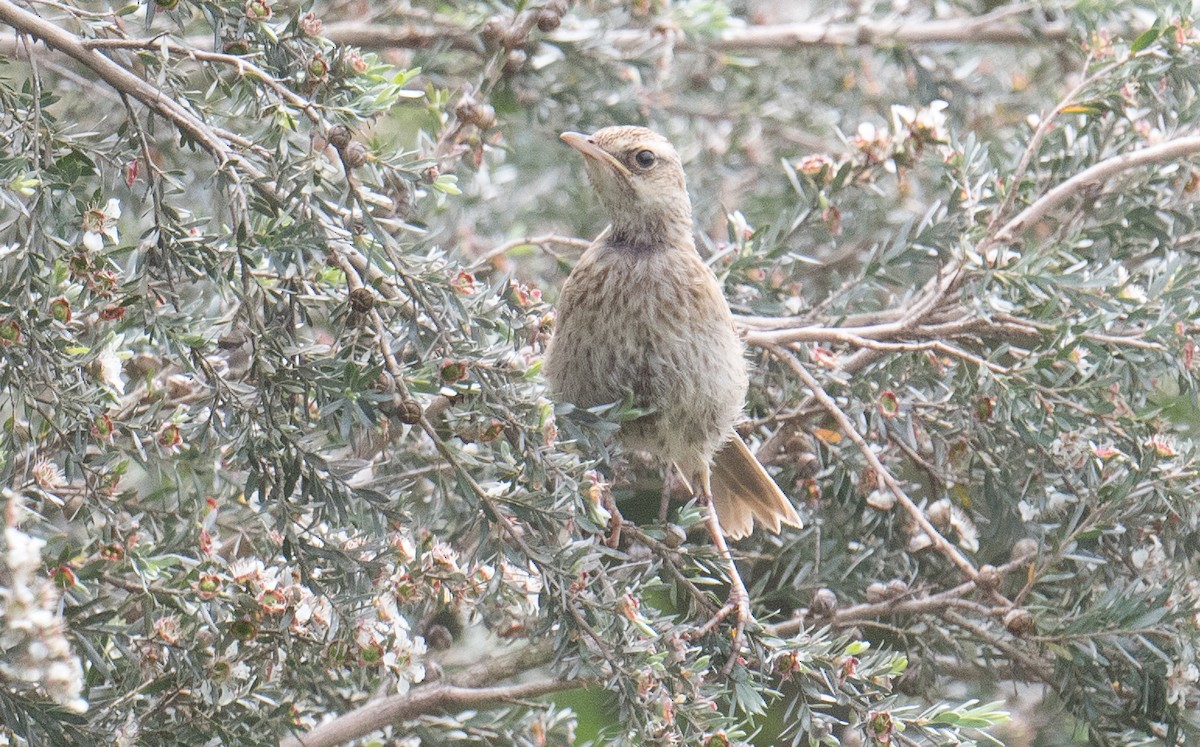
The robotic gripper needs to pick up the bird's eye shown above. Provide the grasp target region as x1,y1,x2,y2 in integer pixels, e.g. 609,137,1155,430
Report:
633,150,657,168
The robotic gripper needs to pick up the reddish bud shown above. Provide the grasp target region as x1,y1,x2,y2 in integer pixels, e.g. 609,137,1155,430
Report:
159,423,183,447
299,11,322,36
52,565,78,588
49,298,72,323
440,360,468,383
258,588,288,613
877,390,900,418
307,53,329,80
91,413,115,439
99,304,126,322
197,573,222,600
868,710,895,742
451,271,477,295
480,419,504,442
0,319,20,346
975,396,995,421
244,0,271,21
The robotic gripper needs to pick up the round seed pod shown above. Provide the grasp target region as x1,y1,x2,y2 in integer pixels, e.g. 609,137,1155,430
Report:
326,124,352,150
1011,538,1039,561
341,141,368,169
975,564,1001,592
1003,608,1036,636
811,588,838,616
396,398,423,425
348,287,374,313
535,9,561,32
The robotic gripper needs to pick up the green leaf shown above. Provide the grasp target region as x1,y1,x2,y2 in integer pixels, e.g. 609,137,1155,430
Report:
1131,26,1161,54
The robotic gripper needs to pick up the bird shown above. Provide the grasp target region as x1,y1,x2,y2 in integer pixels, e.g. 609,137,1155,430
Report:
544,125,802,659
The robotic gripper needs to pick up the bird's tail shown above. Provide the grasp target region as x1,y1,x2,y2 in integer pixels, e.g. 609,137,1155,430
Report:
709,435,803,540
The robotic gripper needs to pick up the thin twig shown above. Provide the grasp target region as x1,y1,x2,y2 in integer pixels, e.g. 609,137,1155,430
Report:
766,345,980,580
995,134,1200,243
468,234,591,270
768,550,1033,638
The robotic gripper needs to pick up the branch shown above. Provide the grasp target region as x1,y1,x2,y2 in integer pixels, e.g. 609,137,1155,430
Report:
307,5,1068,55
995,134,1200,243
467,234,591,270
766,345,980,580
443,642,558,688
279,673,589,747
80,38,322,124
680,7,1070,51
940,610,1055,684
0,0,247,176
768,550,1035,638
322,20,484,54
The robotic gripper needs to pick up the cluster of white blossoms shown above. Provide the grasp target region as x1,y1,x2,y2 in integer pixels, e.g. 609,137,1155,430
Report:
0,490,87,714
357,595,428,693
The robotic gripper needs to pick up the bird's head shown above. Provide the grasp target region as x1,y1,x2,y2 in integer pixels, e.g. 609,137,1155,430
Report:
560,126,693,249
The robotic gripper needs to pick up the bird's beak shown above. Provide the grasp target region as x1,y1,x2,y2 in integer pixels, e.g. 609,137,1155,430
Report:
560,131,631,178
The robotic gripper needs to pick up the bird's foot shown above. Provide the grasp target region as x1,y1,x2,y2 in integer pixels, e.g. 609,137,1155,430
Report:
688,585,754,674
602,487,623,548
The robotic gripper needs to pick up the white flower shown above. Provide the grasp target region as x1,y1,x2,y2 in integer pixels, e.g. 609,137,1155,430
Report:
1118,284,1148,304
914,100,950,140
97,347,126,394
854,121,887,154
892,100,949,143
82,231,104,252
0,491,89,713
31,458,65,491
228,557,265,584
5,527,46,583
81,198,122,251
890,104,917,132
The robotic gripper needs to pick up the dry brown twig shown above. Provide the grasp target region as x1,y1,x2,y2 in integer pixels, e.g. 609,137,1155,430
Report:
768,549,1036,638
766,344,981,580
686,6,1067,51
279,643,591,747
315,5,1070,55
468,234,592,270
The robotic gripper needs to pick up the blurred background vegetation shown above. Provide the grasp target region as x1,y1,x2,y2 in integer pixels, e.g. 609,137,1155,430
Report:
2,0,1199,745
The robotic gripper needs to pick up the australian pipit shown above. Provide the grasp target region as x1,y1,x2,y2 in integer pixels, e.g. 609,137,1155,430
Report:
544,125,802,662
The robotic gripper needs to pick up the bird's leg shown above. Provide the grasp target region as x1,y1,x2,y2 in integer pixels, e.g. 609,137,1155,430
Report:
659,465,679,524
688,466,753,674
602,483,623,548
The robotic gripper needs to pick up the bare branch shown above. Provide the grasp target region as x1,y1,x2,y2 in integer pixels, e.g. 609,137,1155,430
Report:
769,549,1035,638
996,134,1200,243
279,674,590,747
322,19,484,54
310,5,1069,56
468,234,592,270
677,6,1070,51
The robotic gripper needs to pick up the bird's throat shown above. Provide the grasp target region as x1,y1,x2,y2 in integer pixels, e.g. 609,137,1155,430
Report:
605,214,695,254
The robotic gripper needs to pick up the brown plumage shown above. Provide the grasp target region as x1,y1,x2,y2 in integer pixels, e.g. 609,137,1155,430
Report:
544,125,801,539
545,125,802,663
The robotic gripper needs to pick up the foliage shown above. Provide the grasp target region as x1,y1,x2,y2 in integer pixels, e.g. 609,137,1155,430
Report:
1,0,1199,745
